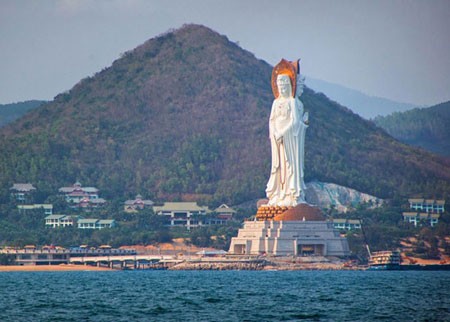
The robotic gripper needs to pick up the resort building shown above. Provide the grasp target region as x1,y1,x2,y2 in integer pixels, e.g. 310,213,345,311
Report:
403,198,445,227
332,219,361,230
58,181,106,209
214,204,236,221
403,212,440,227
78,197,107,210
18,204,53,215
204,204,237,225
45,214,76,228
10,183,36,203
124,194,154,213
59,181,99,202
408,199,445,213
153,202,210,229
45,215,115,229
77,219,116,229
96,219,116,229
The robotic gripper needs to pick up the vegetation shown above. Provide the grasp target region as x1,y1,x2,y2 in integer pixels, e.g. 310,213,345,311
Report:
373,101,450,156
342,202,450,262
0,25,448,206
1,194,447,262
0,100,46,128
0,24,449,253
0,192,257,249
0,203,174,248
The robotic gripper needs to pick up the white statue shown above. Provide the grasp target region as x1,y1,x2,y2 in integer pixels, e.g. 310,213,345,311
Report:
266,59,309,207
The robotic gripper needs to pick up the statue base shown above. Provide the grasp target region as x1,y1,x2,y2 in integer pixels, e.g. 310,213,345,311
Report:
229,202,348,256
255,206,290,221
255,203,325,221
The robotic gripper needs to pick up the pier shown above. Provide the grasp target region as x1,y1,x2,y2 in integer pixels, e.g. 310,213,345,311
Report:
0,247,156,268
69,255,182,269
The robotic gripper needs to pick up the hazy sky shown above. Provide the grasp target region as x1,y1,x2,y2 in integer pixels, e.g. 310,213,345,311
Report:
1,0,449,106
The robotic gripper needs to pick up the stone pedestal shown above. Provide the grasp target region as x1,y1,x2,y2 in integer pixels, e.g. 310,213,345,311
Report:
229,204,350,257
255,206,289,221
256,203,325,221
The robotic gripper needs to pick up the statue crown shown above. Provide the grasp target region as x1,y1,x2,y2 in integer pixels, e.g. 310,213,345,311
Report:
271,59,300,98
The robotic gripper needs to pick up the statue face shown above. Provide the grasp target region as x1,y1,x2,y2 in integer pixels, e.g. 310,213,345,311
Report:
277,75,292,98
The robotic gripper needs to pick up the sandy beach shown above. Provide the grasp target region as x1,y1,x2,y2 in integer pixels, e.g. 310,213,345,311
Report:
0,264,114,272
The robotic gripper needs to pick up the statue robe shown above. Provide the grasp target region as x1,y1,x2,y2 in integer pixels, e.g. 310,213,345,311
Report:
266,96,308,207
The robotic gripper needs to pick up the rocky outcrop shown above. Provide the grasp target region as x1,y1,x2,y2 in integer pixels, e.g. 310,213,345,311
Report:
168,257,362,271
169,259,266,270
305,181,383,212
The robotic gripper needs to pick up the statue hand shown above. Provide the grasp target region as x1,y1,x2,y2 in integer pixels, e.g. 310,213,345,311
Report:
303,112,309,123
296,76,305,97
274,132,282,142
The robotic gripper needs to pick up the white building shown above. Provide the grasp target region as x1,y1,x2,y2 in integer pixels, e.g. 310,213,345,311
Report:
77,219,116,229
45,214,75,228
408,199,445,213
403,212,440,227
332,219,361,230
153,202,210,229
97,219,116,229
10,183,36,203
403,198,445,227
18,204,53,215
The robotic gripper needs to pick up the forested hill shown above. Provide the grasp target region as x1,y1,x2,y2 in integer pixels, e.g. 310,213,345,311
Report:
373,101,450,157
0,24,449,205
0,100,46,127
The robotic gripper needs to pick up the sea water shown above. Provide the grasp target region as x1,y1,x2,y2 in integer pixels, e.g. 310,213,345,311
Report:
0,270,449,321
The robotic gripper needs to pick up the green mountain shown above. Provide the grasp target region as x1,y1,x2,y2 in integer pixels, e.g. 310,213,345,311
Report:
373,102,450,157
0,100,46,127
1,24,449,205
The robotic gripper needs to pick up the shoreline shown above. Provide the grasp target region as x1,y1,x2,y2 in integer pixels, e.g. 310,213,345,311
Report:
2,260,448,272
0,264,114,272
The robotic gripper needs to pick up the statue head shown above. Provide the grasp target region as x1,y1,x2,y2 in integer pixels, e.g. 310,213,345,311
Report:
271,58,300,98
277,74,292,98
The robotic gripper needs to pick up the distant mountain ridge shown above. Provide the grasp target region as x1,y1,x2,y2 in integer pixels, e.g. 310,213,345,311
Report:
0,24,449,205
0,100,47,127
373,101,450,157
306,77,418,119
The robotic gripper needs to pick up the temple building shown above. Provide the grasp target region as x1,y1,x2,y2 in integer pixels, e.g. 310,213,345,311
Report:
124,194,154,213
58,181,106,210
10,183,36,203
153,202,236,229
210,204,236,224
229,204,350,257
153,202,210,230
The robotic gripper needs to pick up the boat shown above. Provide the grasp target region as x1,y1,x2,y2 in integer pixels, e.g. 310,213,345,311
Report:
368,250,401,270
